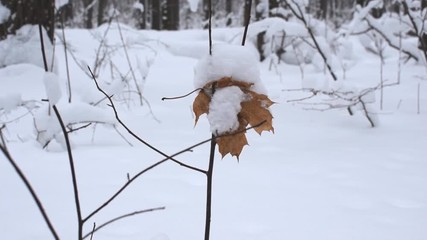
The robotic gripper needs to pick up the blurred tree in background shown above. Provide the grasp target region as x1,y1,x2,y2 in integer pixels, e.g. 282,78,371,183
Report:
0,0,55,42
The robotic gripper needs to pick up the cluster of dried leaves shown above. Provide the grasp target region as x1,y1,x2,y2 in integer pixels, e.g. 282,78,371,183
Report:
193,77,274,158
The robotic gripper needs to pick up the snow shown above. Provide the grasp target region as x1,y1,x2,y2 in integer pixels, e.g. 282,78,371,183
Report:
0,25,55,70
187,0,200,12
0,93,21,112
43,72,62,105
207,86,245,135
0,3,10,24
132,1,144,12
194,43,266,94
55,0,69,8
1,24,427,240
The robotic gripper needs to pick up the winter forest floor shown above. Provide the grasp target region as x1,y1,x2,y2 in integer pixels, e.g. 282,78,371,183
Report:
1,24,427,240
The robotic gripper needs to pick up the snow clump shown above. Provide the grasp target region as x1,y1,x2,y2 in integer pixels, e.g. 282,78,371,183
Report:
207,86,246,135
0,3,10,24
194,43,266,94
194,43,267,135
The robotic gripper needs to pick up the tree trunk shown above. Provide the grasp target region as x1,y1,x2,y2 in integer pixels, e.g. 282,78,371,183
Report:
139,0,147,29
83,0,94,28
0,0,55,42
225,0,232,13
320,0,327,19
269,0,279,17
97,0,108,26
152,0,162,30
164,0,179,30
56,2,73,27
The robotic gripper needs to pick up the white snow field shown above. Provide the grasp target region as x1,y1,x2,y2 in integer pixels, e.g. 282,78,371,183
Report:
1,24,427,240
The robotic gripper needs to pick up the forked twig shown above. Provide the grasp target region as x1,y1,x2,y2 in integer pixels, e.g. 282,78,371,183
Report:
82,119,266,223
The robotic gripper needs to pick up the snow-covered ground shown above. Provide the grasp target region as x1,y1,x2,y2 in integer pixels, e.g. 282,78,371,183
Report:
1,24,427,240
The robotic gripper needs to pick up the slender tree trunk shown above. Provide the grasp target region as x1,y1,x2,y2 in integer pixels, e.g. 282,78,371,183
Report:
320,0,327,19
268,0,279,17
56,2,73,26
0,0,55,42
152,0,162,30
164,0,179,30
97,0,108,26
140,0,147,29
225,0,232,13
83,0,94,28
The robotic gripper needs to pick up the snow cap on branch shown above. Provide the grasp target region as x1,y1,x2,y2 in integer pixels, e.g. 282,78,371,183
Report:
194,43,266,94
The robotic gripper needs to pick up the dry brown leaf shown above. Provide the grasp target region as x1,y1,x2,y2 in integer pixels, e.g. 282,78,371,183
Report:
192,77,274,158
193,90,210,125
246,90,275,108
239,92,274,135
216,119,248,158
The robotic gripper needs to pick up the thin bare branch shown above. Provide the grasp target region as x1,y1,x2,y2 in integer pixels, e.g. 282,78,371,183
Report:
82,207,165,239
83,119,266,223
162,88,203,101
284,0,338,81
0,129,60,240
88,66,205,174
52,106,83,240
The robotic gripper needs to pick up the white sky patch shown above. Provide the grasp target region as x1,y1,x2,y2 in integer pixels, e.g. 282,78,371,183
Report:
43,72,62,105
55,0,69,8
0,3,10,24
194,43,267,94
207,86,245,135
187,0,200,12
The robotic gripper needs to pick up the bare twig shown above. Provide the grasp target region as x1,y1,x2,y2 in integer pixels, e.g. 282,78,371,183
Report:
208,0,212,55
284,0,338,81
59,13,72,103
83,119,266,224
89,223,96,240
88,66,205,174
242,0,253,46
67,123,93,134
162,88,203,101
39,24,49,72
52,106,84,240
402,1,427,63
0,128,60,240
116,17,144,106
92,16,114,77
364,15,421,62
82,207,165,239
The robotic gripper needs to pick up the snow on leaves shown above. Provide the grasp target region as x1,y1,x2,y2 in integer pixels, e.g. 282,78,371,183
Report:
193,77,274,158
